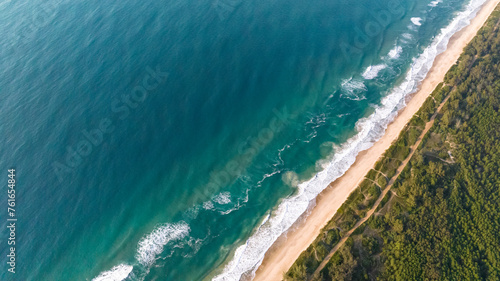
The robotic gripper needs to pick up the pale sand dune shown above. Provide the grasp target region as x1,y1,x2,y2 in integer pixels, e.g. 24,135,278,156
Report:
252,1,500,280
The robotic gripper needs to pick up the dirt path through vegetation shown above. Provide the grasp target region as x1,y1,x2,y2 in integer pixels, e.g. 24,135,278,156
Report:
310,93,452,279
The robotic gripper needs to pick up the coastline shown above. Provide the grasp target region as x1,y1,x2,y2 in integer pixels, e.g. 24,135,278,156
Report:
252,0,500,280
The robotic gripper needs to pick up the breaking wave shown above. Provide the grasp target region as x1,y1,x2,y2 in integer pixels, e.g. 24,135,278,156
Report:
362,64,388,80
411,17,423,26
339,78,367,100
429,0,443,7
92,222,190,281
388,45,403,59
92,265,134,281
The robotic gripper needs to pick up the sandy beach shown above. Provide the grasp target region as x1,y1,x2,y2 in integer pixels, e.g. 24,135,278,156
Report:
252,1,500,280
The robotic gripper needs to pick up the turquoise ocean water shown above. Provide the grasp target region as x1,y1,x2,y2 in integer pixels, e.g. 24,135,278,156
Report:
0,0,488,280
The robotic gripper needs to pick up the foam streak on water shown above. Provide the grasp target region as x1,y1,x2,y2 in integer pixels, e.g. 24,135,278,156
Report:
340,78,367,100
93,222,190,281
212,0,487,280
411,17,423,26
429,0,443,7
362,64,387,80
388,45,403,59
92,265,134,281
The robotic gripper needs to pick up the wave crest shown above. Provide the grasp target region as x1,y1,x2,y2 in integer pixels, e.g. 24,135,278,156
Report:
362,64,387,80
340,78,367,100
411,17,423,26
92,264,133,281
136,222,190,266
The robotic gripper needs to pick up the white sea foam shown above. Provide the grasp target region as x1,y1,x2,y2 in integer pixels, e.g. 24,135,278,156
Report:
256,170,281,186
429,0,443,7
402,32,413,40
204,201,215,210
136,222,190,266
214,192,232,205
362,64,387,80
340,78,367,100
93,222,190,281
92,264,134,281
411,17,423,26
212,0,488,280
388,45,403,59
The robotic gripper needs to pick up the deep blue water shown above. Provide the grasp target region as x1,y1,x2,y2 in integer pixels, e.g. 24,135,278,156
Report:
0,0,485,280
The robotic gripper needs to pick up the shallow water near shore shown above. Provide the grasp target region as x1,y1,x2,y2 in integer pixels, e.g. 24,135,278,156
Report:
0,0,486,280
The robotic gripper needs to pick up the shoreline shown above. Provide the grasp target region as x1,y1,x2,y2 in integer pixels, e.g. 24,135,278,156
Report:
252,0,500,280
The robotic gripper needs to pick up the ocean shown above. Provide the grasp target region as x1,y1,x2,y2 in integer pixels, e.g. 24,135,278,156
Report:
0,0,487,280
